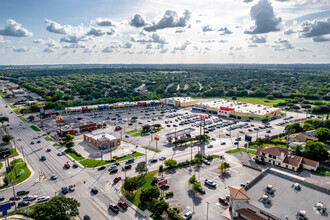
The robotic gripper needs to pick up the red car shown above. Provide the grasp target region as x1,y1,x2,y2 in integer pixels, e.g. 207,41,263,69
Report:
64,163,70,169
219,197,228,205
118,201,128,209
10,127,13,130
114,176,121,183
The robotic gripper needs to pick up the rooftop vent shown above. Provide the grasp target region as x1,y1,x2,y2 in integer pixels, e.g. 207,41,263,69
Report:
266,185,274,194
315,202,326,213
297,210,307,219
262,195,270,204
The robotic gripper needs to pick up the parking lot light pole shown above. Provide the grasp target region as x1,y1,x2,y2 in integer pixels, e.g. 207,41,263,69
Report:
206,201,210,220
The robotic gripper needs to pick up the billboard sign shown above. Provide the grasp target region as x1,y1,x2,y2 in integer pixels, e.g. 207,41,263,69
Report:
199,115,207,119
154,134,159,141
38,105,46,108
245,135,252,143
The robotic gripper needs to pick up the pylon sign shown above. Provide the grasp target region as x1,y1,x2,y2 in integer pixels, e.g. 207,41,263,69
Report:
199,115,207,119
154,134,159,141
56,115,63,123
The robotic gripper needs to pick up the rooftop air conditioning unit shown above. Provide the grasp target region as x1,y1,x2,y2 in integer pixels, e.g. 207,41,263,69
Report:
266,185,274,194
298,210,306,218
262,195,270,204
316,202,326,213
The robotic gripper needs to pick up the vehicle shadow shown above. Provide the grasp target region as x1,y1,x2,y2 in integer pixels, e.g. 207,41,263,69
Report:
107,208,119,216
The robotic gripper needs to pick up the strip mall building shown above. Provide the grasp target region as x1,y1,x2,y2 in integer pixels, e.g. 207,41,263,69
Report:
192,100,285,121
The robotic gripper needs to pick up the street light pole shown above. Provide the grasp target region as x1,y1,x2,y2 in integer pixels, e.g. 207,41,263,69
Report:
206,201,210,220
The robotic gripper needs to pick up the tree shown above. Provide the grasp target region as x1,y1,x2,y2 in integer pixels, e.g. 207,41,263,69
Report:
142,124,151,133
27,115,35,122
123,177,138,192
65,141,74,148
285,123,303,134
315,127,330,142
154,198,169,214
159,165,163,172
291,145,303,156
193,181,202,191
65,134,74,143
218,162,230,173
261,117,269,124
189,175,196,184
255,137,263,148
266,95,274,100
32,196,80,220
135,161,148,174
2,135,13,144
303,141,329,161
164,159,177,168
140,185,160,202
0,116,9,126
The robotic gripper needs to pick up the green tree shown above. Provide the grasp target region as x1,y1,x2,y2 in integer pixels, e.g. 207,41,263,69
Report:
218,162,230,173
164,159,177,168
142,124,151,133
2,135,13,144
261,117,269,124
315,127,330,142
193,181,202,191
188,175,196,184
65,134,74,143
255,137,263,148
291,145,303,156
32,196,80,220
285,123,303,134
65,141,74,148
135,161,148,174
303,141,329,161
140,185,160,202
266,95,274,100
159,165,163,172
154,198,169,214
27,115,35,122
123,177,138,192
0,116,9,126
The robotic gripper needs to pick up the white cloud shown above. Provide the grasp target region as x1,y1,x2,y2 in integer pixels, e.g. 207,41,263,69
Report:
131,33,167,44
12,47,31,52
102,47,114,53
175,29,185,33
299,18,330,39
86,27,105,37
83,48,92,53
60,35,87,43
96,18,115,27
45,19,71,34
124,42,133,48
218,27,233,35
0,36,11,43
245,0,282,34
33,39,44,44
0,19,32,37
202,25,214,32
43,48,55,53
144,10,191,32
130,14,147,28
249,35,267,43
107,28,116,35
273,39,294,51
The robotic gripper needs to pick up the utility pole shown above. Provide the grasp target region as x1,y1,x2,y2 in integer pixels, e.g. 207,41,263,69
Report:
6,157,17,211
145,146,147,162
206,201,210,220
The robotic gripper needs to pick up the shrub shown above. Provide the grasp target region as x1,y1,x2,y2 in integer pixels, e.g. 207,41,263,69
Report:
189,175,196,184
151,177,158,185
193,181,202,191
165,191,174,197
154,198,169,214
164,159,178,168
159,165,163,172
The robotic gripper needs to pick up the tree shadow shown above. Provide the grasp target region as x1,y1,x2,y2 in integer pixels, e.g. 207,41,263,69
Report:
219,172,232,180
187,189,202,206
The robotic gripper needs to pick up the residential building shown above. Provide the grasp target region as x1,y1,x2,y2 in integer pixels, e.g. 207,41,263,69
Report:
255,145,319,171
289,133,318,142
84,133,121,150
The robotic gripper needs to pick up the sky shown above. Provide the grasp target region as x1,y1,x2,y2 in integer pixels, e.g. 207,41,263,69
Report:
0,0,330,65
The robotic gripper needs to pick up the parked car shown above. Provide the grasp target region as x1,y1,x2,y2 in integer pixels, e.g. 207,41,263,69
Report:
205,179,216,187
37,196,50,203
196,186,205,194
114,176,121,183
37,140,41,143
64,163,70,169
46,149,51,152
17,190,29,196
30,141,34,145
97,166,106,171
109,168,118,174
51,174,57,180
202,160,210,165
91,188,98,194
57,152,63,156
83,215,91,220
159,156,166,161
183,211,193,219
240,183,246,187
149,158,158,163
207,144,213,148
72,163,78,168
255,159,266,165
109,203,119,213
40,156,46,161
118,201,128,209
219,197,228,205
10,196,21,201
18,201,30,207
61,187,69,194
23,195,37,201
122,164,132,171
159,184,170,190
221,142,226,145
69,185,75,192
126,158,134,164
0,196,5,201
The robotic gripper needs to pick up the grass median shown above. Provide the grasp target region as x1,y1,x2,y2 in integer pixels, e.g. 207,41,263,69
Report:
18,115,27,122
226,148,257,154
0,158,31,189
30,125,41,131
45,136,52,141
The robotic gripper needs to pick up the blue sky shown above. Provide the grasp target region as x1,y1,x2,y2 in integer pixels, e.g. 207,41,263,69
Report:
0,0,330,65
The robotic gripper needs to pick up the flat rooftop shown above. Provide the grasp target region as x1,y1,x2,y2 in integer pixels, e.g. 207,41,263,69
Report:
197,99,280,115
85,133,118,140
167,97,195,102
246,169,330,220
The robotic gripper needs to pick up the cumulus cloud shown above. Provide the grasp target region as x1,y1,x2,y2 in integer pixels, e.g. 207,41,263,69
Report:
43,48,55,53
0,19,32,37
174,41,190,51
96,18,114,26
175,29,185,33
200,40,215,43
12,47,31,52
130,14,147,28
143,10,191,32
159,48,169,53
0,36,11,44
312,35,330,42
218,27,233,35
299,18,330,38
284,29,296,35
244,0,254,3
83,48,92,53
273,39,294,51
107,28,115,35
248,44,258,47
131,33,168,44
202,25,214,32
124,42,132,48
60,35,86,43
249,35,267,43
244,0,282,34
102,47,114,53
33,39,44,44
46,39,59,48
45,19,71,34
298,48,309,52
86,27,105,37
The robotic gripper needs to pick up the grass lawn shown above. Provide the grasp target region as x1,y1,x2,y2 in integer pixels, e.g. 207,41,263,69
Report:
18,115,27,122
314,167,330,176
30,125,41,131
132,132,142,137
142,147,161,152
249,143,287,149
126,129,141,134
0,162,2,170
1,125,7,133
123,170,159,210
226,148,257,154
0,158,31,189
75,151,145,168
53,143,59,146
45,136,52,141
9,104,17,109
9,148,19,157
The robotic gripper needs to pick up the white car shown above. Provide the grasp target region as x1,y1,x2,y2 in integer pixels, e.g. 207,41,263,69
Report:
17,137,22,141
205,179,216,187
23,195,37,201
159,156,166,161
183,211,193,219
37,196,50,203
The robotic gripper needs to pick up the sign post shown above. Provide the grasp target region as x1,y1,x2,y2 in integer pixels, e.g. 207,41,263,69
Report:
38,105,46,126
245,135,252,153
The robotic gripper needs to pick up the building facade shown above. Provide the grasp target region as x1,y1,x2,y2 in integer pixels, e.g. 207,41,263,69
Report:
84,133,121,150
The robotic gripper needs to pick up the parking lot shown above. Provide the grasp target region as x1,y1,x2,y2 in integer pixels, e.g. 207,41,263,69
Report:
161,154,261,220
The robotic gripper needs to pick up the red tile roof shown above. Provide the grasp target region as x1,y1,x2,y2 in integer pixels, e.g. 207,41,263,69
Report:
289,133,318,142
236,209,265,220
228,186,249,200
283,154,303,167
301,157,319,169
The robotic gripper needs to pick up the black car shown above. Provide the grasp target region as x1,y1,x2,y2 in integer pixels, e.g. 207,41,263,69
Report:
159,184,169,190
109,168,118,174
91,188,98,194
10,196,21,201
126,158,134,164
97,166,106,171
61,187,69,194
113,162,119,166
72,163,78,168
122,164,132,171
37,140,41,143
17,190,29,196
46,149,51,152
0,196,5,201
18,201,30,207
255,159,267,165
83,215,91,220
109,203,119,213
149,159,158,163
